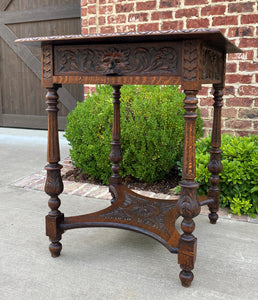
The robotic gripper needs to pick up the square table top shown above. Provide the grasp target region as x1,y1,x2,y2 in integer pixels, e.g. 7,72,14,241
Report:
16,28,241,54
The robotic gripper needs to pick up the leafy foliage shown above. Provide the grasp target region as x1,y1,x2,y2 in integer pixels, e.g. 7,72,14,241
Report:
65,85,203,184
187,134,258,217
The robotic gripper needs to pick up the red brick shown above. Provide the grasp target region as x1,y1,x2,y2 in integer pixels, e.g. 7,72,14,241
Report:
254,121,258,130
199,86,210,96
107,14,126,24
239,108,258,119
239,38,258,48
239,61,258,72
99,5,113,14
212,0,235,2
81,18,88,27
228,2,254,13
175,8,198,18
88,4,96,14
81,8,87,17
137,23,159,32
226,62,237,73
187,18,209,29
82,27,89,35
100,26,116,33
83,185,109,198
241,14,258,24
225,120,252,129
88,17,96,26
136,1,156,11
236,130,255,137
203,120,213,128
256,74,258,83
151,11,172,20
200,108,209,118
226,74,253,84
228,27,254,38
128,13,149,23
98,16,105,25
81,0,88,6
212,16,238,26
225,86,235,95
222,108,237,118
218,28,227,35
116,3,134,13
161,20,183,31
185,0,207,4
84,85,96,95
228,50,254,61
116,24,136,33
160,0,179,8
226,97,253,107
201,5,226,16
221,129,235,135
89,27,97,34
238,85,258,96
200,97,214,106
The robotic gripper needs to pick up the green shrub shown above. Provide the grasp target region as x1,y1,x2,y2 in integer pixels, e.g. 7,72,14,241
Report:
64,85,203,185
181,134,258,217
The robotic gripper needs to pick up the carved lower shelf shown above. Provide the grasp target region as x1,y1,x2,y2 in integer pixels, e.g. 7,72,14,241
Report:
61,185,180,253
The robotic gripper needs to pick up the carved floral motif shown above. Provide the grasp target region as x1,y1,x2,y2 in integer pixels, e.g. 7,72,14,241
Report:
45,169,64,197
55,45,178,76
99,193,177,235
208,152,223,175
200,47,223,81
183,41,198,81
177,185,200,219
42,45,52,79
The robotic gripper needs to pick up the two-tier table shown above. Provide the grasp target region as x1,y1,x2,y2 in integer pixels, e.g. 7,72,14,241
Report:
16,29,241,287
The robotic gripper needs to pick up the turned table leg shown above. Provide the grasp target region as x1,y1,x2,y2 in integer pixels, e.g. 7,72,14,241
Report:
109,85,123,204
177,90,201,287
208,84,223,224
45,84,64,257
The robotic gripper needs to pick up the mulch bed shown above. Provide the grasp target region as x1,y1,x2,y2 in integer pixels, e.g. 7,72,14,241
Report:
62,166,181,196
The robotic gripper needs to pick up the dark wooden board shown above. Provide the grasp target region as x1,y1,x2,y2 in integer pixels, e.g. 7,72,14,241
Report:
16,28,241,54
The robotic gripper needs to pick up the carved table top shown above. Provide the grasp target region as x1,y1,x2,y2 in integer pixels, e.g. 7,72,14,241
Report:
16,29,241,89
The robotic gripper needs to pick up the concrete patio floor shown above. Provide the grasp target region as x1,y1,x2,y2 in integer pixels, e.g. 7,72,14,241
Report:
0,128,257,300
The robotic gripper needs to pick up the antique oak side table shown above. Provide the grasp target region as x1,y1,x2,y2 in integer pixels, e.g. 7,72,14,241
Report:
17,29,241,287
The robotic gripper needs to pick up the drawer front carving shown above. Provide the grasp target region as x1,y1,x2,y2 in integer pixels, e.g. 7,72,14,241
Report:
54,42,181,77
200,46,223,82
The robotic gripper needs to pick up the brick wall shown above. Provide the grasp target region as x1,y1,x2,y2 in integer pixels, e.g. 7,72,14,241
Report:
81,0,258,136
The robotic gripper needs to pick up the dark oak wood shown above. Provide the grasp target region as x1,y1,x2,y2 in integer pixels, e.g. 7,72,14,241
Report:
45,85,64,257
16,29,241,287
176,89,201,287
208,84,224,224
109,85,123,204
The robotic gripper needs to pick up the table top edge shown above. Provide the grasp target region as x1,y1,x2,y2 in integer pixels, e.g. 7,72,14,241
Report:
15,28,241,54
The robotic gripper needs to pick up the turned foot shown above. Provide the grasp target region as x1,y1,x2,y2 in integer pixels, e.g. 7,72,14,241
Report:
49,241,62,257
208,211,218,224
179,270,194,287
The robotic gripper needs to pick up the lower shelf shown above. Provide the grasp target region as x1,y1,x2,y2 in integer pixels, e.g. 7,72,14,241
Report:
61,184,181,253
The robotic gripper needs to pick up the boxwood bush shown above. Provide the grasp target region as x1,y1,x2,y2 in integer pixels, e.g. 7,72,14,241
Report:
177,134,258,217
64,85,203,185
